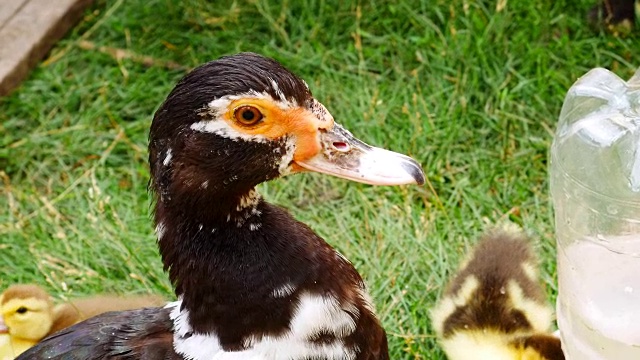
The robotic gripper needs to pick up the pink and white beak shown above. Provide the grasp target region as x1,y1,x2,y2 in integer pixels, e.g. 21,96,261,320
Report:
295,123,425,186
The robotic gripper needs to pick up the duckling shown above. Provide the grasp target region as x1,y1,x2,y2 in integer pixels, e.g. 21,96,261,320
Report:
430,226,565,360
18,52,425,360
0,285,53,359
0,284,164,359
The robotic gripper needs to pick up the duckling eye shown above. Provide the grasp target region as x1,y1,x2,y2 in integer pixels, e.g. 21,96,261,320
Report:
234,106,263,125
16,307,27,314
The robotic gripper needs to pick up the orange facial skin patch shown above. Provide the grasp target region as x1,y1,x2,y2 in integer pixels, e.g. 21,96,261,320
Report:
221,98,335,165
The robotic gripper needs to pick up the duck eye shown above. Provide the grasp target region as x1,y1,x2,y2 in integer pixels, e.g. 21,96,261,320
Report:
234,106,263,125
16,307,27,314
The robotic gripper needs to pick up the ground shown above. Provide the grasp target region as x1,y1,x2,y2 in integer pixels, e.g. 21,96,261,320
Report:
0,0,638,358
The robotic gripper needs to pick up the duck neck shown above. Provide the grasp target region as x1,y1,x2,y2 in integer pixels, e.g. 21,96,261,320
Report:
154,185,271,308
152,184,384,354
156,185,318,341
154,186,264,280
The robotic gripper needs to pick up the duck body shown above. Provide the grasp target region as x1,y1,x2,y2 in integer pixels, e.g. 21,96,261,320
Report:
431,227,564,360
30,203,387,359
18,53,424,359
162,201,389,359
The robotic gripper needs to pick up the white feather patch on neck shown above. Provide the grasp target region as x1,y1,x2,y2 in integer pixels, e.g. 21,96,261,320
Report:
236,189,261,211
290,292,359,338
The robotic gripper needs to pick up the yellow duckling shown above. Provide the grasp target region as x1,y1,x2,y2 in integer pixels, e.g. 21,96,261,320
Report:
431,226,564,360
0,285,53,359
0,284,164,359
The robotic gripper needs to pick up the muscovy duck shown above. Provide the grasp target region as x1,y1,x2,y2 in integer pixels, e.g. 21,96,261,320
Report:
18,52,425,360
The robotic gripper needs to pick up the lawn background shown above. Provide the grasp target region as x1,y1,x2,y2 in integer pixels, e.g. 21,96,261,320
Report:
1,0,638,358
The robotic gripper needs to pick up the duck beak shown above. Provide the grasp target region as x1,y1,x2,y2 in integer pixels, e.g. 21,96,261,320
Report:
295,123,425,186
0,316,7,334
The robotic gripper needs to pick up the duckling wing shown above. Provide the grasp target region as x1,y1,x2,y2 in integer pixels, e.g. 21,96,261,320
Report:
15,307,181,360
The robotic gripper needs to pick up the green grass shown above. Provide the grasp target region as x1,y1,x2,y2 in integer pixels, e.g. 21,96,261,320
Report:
1,0,638,358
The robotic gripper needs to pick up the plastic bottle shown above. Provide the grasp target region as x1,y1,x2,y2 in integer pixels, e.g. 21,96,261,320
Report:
550,67,640,359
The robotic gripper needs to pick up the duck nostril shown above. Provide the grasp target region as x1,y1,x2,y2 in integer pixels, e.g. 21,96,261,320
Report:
332,142,350,152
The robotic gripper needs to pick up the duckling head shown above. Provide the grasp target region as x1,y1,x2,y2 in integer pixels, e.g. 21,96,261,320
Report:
0,285,54,342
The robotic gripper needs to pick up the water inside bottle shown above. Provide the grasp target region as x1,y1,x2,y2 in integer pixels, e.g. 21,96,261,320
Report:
557,235,640,359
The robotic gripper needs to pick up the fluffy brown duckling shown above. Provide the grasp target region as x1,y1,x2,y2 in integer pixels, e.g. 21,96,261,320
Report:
431,226,565,360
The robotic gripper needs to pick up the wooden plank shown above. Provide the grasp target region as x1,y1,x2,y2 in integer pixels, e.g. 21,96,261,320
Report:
0,0,28,27
0,0,93,96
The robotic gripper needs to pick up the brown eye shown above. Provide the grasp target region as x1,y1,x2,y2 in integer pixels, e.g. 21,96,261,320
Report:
234,106,263,125
16,306,27,314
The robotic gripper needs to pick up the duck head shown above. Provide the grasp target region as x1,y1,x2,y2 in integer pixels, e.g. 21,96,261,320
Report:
149,52,425,217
